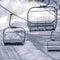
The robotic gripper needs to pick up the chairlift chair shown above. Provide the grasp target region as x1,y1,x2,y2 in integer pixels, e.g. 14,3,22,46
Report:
27,5,57,31
47,40,60,52
3,14,26,45
47,29,60,52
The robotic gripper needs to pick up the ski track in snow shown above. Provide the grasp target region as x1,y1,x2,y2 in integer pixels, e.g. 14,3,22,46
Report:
0,0,60,60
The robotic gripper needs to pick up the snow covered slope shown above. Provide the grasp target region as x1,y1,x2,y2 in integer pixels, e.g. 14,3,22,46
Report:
0,0,60,60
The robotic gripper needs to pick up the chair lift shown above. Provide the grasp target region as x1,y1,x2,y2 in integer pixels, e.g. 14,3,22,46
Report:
27,5,57,31
47,30,60,52
3,14,26,45
46,8,60,52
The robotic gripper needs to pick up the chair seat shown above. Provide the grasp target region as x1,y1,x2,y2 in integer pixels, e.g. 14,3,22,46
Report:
29,22,54,27
47,41,60,52
28,21,55,31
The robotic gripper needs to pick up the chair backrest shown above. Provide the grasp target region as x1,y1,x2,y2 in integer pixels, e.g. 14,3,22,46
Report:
27,5,57,31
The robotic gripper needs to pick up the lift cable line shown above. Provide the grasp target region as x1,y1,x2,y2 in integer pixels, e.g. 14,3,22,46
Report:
36,0,60,19
0,4,27,21
52,0,60,8
45,7,60,19
0,3,60,21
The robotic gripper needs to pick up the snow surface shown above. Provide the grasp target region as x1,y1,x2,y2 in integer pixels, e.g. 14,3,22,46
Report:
0,0,60,60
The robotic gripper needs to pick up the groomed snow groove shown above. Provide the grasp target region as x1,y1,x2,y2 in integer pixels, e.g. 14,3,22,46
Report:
0,0,60,60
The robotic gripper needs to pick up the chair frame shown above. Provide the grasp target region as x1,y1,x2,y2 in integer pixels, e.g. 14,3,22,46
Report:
27,5,57,31
3,14,26,45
